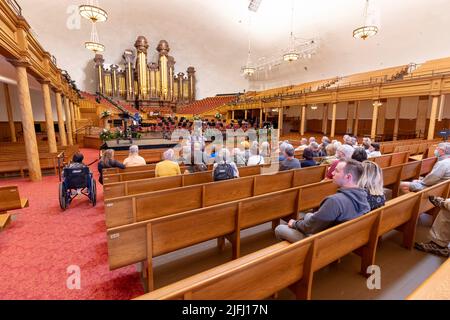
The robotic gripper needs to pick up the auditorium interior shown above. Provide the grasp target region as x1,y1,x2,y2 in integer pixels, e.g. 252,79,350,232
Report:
0,0,449,301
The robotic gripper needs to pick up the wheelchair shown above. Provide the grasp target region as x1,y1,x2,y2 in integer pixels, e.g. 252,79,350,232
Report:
59,166,97,210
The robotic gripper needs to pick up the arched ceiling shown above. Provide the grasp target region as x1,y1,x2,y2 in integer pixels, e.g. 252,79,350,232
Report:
17,0,450,98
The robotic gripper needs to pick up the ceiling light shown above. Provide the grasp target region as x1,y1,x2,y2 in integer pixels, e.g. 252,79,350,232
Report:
353,0,378,40
283,52,299,62
85,23,105,53
79,1,108,23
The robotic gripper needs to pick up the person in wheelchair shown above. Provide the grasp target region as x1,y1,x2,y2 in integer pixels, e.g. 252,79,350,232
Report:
59,152,96,210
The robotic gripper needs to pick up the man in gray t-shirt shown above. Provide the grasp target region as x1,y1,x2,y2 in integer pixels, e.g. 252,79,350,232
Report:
279,145,301,171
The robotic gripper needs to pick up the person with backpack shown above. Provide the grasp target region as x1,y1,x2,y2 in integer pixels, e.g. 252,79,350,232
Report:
212,148,239,181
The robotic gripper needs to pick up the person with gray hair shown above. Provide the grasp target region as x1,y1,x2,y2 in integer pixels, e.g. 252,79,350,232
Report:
155,148,181,177
325,144,354,179
400,143,450,193
279,141,291,162
295,138,308,151
213,148,239,180
123,144,146,167
279,144,301,171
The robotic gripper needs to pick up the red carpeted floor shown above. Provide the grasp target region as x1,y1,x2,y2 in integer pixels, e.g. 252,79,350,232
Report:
0,148,144,299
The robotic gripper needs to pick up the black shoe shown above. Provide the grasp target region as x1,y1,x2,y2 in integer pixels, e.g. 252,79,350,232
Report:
428,196,444,208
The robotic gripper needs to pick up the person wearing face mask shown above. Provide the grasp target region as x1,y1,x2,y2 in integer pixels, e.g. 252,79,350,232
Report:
274,159,370,242
400,143,450,193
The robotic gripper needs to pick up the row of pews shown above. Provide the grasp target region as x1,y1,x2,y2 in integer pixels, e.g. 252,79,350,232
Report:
99,140,446,299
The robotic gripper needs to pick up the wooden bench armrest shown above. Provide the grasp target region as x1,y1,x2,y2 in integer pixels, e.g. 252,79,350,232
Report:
20,198,29,208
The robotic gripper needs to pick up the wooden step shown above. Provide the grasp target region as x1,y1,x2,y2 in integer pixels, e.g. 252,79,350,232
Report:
0,213,11,230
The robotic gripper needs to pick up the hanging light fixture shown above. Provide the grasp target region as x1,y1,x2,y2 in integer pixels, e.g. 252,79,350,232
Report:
310,105,318,110
283,0,299,62
79,0,108,23
353,0,378,40
241,13,256,77
85,22,105,53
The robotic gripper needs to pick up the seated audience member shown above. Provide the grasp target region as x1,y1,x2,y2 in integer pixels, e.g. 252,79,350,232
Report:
361,137,372,153
351,136,358,147
321,143,338,165
232,147,246,167
155,149,181,177
184,143,208,173
309,142,322,158
400,143,450,193
123,145,146,167
275,159,370,242
67,152,86,169
352,147,368,162
247,144,265,166
300,148,317,168
97,149,125,184
278,141,290,162
368,143,382,157
295,138,308,151
415,196,450,257
358,161,386,210
213,148,239,180
260,141,271,158
279,145,301,171
318,136,330,156
309,137,316,145
325,144,354,179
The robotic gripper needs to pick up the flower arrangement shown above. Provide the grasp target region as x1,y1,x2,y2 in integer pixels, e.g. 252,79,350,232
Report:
215,112,222,120
99,128,114,141
100,110,112,119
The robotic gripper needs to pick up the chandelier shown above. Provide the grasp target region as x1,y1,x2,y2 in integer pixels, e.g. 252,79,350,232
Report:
353,0,378,40
85,23,104,53
79,1,108,23
241,13,256,77
283,0,299,62
80,0,107,53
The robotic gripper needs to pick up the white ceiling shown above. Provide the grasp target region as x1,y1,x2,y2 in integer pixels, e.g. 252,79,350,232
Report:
14,0,450,98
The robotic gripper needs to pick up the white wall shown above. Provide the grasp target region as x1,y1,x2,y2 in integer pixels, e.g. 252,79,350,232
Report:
0,82,60,122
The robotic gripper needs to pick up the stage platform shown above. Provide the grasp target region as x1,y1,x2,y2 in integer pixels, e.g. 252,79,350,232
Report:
101,138,178,151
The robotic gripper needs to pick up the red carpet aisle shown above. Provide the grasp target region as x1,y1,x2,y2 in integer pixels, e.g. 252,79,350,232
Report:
0,149,144,299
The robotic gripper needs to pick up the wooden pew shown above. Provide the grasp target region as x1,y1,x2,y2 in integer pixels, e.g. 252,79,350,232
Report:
132,192,426,300
107,179,339,290
0,186,29,212
371,151,409,168
104,165,328,227
111,168,449,295
406,259,450,300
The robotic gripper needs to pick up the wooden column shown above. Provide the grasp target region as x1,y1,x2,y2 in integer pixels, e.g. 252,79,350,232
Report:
264,108,268,122
427,95,439,140
300,105,306,136
3,83,17,142
322,104,328,135
64,96,74,145
244,109,248,120
347,102,355,134
259,108,263,128
40,81,57,153
371,101,380,140
416,96,428,138
376,100,386,136
393,98,401,141
278,108,283,134
330,103,337,138
231,110,235,121
55,91,67,146
353,101,360,136
69,100,76,134
12,60,42,181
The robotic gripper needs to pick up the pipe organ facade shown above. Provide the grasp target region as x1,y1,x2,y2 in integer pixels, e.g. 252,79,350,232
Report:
94,36,196,111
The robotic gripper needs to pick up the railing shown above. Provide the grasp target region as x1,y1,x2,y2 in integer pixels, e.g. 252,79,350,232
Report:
6,0,22,16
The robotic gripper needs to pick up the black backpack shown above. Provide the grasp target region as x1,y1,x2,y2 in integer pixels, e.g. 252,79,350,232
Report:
213,162,235,181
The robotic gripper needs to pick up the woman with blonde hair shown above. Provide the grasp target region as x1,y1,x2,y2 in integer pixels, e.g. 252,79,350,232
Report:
358,161,385,210
98,149,125,184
